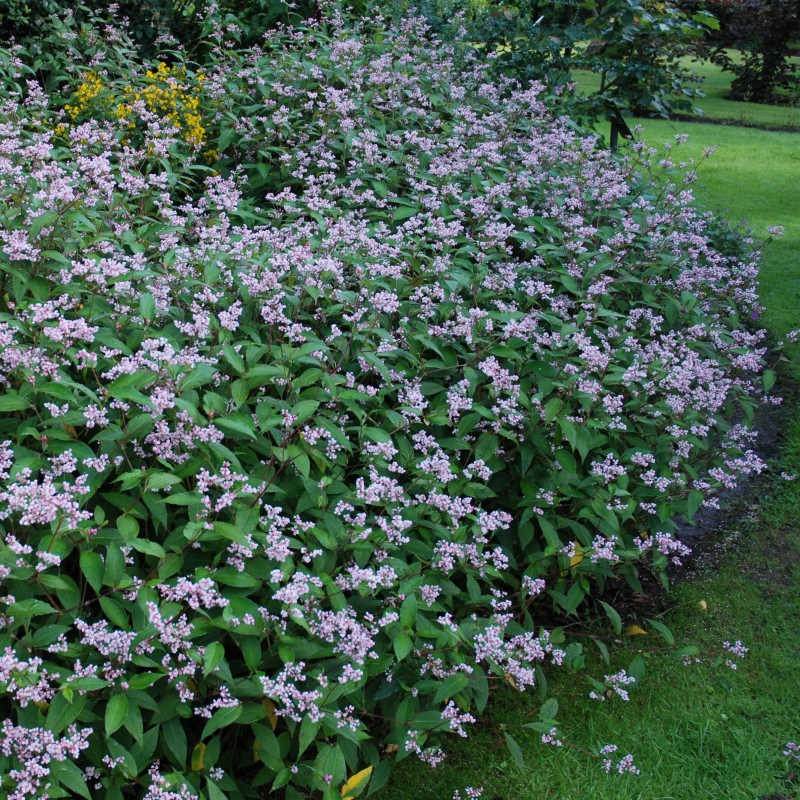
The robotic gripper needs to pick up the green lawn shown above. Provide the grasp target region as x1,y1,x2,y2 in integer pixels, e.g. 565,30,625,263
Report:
684,55,800,129
629,118,800,344
380,56,800,800
573,53,800,130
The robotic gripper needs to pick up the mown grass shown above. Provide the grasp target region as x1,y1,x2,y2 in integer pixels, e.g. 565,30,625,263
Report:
382,510,800,799
380,54,800,800
631,118,800,347
574,54,800,130
685,55,800,128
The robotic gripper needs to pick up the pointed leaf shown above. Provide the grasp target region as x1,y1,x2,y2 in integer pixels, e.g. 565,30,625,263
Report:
105,694,128,736
599,600,622,635
503,731,525,770
340,765,373,798
201,705,242,739
645,617,674,645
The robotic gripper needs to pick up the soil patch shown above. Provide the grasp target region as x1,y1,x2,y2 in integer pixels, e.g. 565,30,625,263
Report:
673,372,794,579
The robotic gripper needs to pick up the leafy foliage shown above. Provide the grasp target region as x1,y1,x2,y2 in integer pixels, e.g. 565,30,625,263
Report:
408,0,713,131
0,4,771,800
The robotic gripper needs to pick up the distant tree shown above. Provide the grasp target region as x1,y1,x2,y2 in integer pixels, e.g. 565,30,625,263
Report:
579,0,713,142
704,0,800,103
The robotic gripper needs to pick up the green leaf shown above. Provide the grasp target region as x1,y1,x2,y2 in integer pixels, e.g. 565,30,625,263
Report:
392,204,418,221
124,700,144,742
203,642,225,677
31,624,69,648
504,731,525,770
594,637,611,665
692,10,719,29
201,705,242,739
314,744,346,787
206,779,227,800
117,515,139,540
393,632,413,661
475,433,499,462
253,723,282,770
129,539,166,558
107,372,154,406
222,343,246,374
645,617,674,645
105,694,128,736
129,672,160,690
628,654,646,681
40,574,80,608
214,414,257,440
298,716,320,757
0,393,30,412
293,399,319,423
181,364,217,391
99,596,129,629
115,470,148,490
686,490,704,522
433,672,470,703
543,396,563,422
599,600,622,635
139,293,156,321
293,368,323,390
68,676,109,691
47,692,88,734
231,379,250,406
8,598,56,619
164,491,201,506
148,472,182,491
103,545,124,587
400,595,417,628
539,698,558,721
50,760,91,799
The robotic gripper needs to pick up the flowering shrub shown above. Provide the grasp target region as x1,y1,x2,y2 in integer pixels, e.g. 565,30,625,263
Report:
0,5,772,799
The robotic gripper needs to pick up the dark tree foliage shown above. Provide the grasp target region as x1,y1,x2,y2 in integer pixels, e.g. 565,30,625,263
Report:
0,0,193,47
704,0,800,103
0,0,321,52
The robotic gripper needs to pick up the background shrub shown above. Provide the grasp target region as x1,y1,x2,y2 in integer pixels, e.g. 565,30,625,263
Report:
705,0,800,103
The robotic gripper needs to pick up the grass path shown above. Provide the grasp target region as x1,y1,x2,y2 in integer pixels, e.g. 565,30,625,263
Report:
380,67,800,800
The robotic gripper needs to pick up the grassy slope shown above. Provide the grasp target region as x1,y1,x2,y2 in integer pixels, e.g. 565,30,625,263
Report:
380,63,800,800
